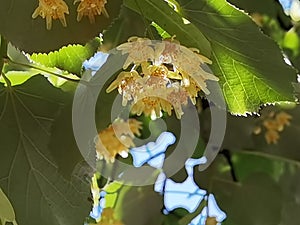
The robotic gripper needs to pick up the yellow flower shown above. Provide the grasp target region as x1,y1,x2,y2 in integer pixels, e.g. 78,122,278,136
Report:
32,0,69,30
275,111,292,127
109,37,219,119
263,120,279,131
131,96,173,118
181,74,201,105
106,70,143,106
254,110,292,144
265,129,280,144
95,119,142,163
74,0,109,24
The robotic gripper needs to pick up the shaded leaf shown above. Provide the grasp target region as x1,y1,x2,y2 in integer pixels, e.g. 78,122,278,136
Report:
228,0,280,17
123,0,211,57
101,6,154,51
0,76,90,225
213,173,283,225
0,0,122,52
119,186,164,225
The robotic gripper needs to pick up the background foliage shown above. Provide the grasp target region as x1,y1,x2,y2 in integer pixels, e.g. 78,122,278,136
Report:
0,0,300,225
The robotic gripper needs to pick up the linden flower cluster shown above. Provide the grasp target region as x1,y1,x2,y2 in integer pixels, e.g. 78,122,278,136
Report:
253,111,292,144
106,37,219,119
74,0,109,23
32,0,69,30
95,119,142,163
32,0,108,30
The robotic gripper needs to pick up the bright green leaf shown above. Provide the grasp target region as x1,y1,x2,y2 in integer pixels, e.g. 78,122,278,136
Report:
2,44,80,87
178,0,296,114
283,28,300,56
103,181,130,212
30,38,100,75
0,70,39,86
151,22,172,39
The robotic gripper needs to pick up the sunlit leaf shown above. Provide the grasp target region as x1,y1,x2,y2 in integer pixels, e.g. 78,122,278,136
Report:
178,0,296,114
30,38,100,75
104,181,124,209
0,70,39,86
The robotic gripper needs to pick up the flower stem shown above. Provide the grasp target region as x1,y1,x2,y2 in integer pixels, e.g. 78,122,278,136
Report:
0,36,8,76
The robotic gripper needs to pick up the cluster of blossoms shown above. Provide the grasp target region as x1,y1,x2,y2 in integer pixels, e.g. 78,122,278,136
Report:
95,118,142,163
32,0,108,30
253,111,292,144
106,37,219,119
32,0,69,30
74,0,109,23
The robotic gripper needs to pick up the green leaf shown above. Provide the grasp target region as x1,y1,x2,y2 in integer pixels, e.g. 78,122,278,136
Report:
103,181,125,209
123,0,211,57
213,173,283,225
231,153,285,182
151,22,172,39
228,0,279,17
178,0,296,114
2,44,81,87
0,70,39,86
0,188,17,225
101,6,158,51
30,38,100,75
0,0,122,53
283,28,300,56
0,76,90,225
118,186,164,225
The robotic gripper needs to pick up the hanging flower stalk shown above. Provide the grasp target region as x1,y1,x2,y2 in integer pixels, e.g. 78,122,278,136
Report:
74,0,109,23
95,118,142,163
32,0,69,30
106,37,219,119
